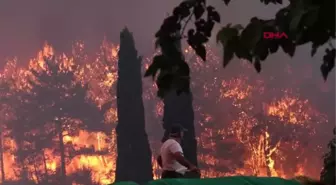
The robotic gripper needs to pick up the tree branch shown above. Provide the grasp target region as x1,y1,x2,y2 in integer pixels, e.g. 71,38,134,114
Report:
181,13,193,38
328,39,335,49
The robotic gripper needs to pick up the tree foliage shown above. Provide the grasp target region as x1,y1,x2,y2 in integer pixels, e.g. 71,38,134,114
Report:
320,128,335,185
6,57,106,185
145,0,335,95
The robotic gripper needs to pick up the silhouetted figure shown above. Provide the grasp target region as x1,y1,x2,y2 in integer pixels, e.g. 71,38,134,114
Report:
158,125,199,178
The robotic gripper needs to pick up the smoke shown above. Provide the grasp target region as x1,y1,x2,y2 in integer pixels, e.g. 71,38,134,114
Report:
0,0,181,62
0,0,334,160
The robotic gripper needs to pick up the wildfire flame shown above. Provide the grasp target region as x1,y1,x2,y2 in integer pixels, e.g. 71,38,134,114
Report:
0,41,331,185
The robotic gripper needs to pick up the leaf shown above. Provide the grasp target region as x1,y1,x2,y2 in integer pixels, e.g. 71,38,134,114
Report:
188,29,195,38
280,40,296,57
173,7,182,17
193,4,205,19
254,41,269,61
206,5,215,12
195,19,207,33
204,20,215,37
320,48,335,80
180,4,191,18
269,42,279,53
195,44,206,61
211,11,221,23
223,0,231,5
216,26,239,46
154,39,160,49
260,0,274,5
144,55,164,79
240,20,263,50
223,40,235,67
235,45,253,62
207,6,220,23
311,47,317,56
301,7,319,27
289,9,305,32
320,66,328,80
179,1,193,9
194,32,208,43
232,24,244,30
156,72,174,98
254,59,262,73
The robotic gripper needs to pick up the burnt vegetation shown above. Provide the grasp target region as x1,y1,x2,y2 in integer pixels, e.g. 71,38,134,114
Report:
0,34,333,185
0,1,334,184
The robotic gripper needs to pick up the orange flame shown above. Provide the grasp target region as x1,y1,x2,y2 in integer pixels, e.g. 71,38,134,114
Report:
0,42,329,185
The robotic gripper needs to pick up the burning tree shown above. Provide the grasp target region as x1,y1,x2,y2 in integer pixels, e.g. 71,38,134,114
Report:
0,79,14,183
5,49,106,185
0,37,331,184
196,73,328,178
172,45,331,179
115,28,153,183
320,128,335,185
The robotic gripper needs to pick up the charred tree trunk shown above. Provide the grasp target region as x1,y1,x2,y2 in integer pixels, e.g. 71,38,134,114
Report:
15,140,29,181
57,121,67,185
115,28,153,183
42,151,49,181
0,128,5,183
33,161,40,184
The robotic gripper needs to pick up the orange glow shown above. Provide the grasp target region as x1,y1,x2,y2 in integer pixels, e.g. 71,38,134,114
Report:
0,42,329,185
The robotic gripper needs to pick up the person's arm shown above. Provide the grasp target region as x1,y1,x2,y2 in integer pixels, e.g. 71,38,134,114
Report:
171,152,195,169
169,142,196,169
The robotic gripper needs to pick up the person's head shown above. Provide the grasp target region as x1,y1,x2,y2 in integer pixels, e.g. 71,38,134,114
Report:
168,124,187,142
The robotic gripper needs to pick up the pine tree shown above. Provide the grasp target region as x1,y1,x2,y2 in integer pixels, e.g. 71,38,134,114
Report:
115,28,153,183
321,128,335,185
8,56,105,185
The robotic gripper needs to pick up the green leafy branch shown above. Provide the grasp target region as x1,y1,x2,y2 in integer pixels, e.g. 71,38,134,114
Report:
145,0,335,97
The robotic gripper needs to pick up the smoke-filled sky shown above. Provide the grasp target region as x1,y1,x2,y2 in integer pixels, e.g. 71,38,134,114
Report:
0,0,291,61
0,0,334,123
0,0,182,59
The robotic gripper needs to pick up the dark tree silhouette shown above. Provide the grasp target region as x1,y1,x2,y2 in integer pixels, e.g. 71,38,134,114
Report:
145,0,335,95
0,124,4,183
115,28,153,183
7,57,106,185
0,79,12,183
320,128,335,185
159,38,199,177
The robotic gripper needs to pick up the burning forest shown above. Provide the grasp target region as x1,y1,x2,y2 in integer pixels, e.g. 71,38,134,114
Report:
0,36,333,185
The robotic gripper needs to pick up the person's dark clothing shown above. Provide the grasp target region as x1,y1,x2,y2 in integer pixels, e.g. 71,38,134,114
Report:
161,170,184,179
